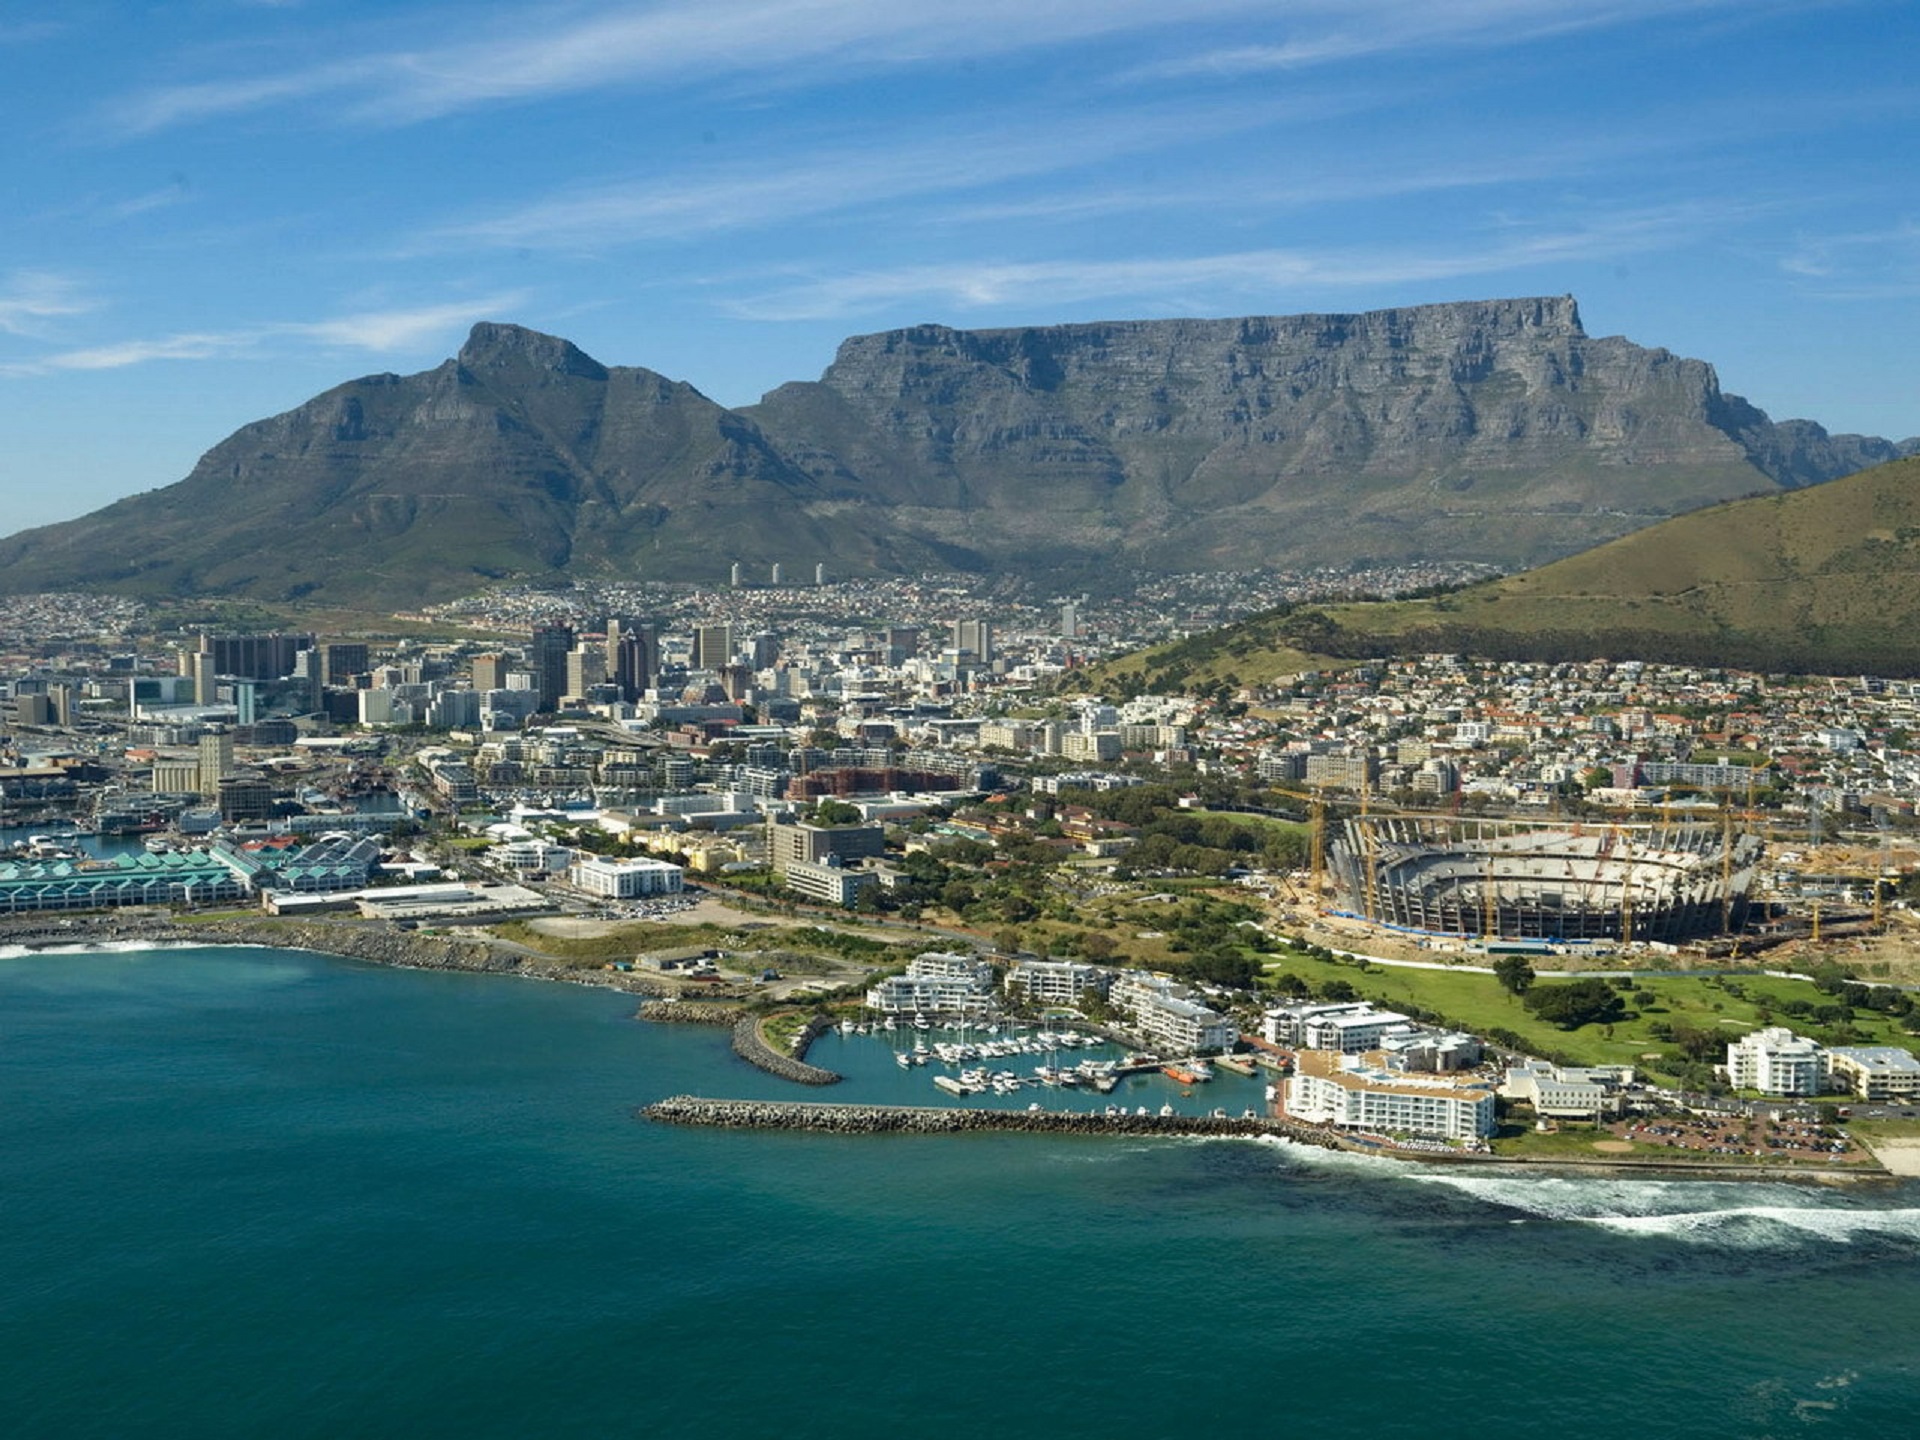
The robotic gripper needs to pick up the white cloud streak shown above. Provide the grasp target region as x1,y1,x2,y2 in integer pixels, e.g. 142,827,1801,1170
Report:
100,0,1270,135
16,294,525,374
100,0,1743,137
0,273,97,337
1126,0,1750,81
417,100,1313,252
723,208,1725,320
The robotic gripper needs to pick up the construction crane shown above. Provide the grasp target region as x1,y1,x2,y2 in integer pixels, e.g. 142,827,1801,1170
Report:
1308,789,1327,911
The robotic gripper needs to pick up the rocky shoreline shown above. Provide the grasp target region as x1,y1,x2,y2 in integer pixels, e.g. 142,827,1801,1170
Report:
0,910,672,992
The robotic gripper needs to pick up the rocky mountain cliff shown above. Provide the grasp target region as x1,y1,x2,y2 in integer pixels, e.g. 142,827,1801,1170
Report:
0,299,1907,605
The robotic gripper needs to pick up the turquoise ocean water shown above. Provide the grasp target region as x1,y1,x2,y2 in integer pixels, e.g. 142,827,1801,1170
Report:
5,945,1920,1439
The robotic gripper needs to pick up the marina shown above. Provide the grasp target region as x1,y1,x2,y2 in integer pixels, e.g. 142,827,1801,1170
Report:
804,1019,1267,1118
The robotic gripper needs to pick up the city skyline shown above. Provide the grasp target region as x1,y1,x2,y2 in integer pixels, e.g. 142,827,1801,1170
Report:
2,0,1915,533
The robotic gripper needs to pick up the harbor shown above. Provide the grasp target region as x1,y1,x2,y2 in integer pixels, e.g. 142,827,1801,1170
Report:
798,1017,1272,1118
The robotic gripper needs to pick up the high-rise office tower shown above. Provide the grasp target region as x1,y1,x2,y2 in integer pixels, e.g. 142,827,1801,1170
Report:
608,622,655,702
529,624,574,712
566,644,606,700
692,623,734,671
318,642,370,688
191,651,216,706
950,619,993,662
203,632,313,681
472,654,506,694
198,729,234,797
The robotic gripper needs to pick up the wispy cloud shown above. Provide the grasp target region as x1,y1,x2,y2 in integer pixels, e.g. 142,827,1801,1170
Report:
417,100,1301,252
103,180,194,222
292,297,527,351
40,332,255,371
723,207,1725,320
1779,220,1920,300
1125,0,1748,81
1781,221,1920,277
99,0,1271,135
0,272,96,337
14,294,524,374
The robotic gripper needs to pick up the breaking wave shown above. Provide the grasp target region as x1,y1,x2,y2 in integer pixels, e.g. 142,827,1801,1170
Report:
0,939,225,960
1404,1170,1920,1247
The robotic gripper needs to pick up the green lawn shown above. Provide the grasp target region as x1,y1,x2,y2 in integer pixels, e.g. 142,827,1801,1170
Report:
1258,948,1919,1080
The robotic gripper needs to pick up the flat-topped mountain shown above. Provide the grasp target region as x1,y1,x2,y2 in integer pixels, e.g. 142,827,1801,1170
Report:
0,300,1908,605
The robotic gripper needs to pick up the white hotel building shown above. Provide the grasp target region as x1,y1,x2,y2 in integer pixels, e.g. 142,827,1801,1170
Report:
1724,1027,1826,1097
1109,970,1238,1055
568,854,686,899
866,952,998,1017
1286,1049,1496,1140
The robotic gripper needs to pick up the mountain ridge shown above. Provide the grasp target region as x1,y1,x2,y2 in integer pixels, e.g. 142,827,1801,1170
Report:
0,298,1909,605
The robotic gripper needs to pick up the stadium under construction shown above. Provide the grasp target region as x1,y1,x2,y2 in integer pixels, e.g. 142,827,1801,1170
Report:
1328,816,1764,944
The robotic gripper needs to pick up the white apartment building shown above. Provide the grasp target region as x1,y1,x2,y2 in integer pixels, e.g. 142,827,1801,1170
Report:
490,837,574,876
1826,1046,1920,1101
1501,1059,1629,1119
1725,1027,1827,1096
1262,1001,1412,1052
1110,970,1238,1054
1287,1049,1496,1140
1005,959,1113,1007
568,854,685,899
866,951,998,1016
783,856,879,907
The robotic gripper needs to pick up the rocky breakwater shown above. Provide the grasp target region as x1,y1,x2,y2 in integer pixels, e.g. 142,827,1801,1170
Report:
639,999,750,1025
643,1096,1339,1146
730,1015,842,1086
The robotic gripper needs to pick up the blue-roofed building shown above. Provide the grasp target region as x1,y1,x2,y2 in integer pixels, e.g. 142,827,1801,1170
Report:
0,849,253,913
213,833,383,894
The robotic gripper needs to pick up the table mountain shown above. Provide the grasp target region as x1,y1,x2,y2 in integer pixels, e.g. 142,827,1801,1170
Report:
0,299,1906,605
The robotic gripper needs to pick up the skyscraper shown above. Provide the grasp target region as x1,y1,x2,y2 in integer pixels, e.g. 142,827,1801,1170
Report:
529,624,574,712
318,642,370,688
472,653,506,694
608,621,656,702
692,623,733,671
198,729,234,798
191,651,216,706
566,643,606,700
951,619,993,662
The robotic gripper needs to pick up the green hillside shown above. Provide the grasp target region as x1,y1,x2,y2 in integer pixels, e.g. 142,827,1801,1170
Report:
1100,454,1920,688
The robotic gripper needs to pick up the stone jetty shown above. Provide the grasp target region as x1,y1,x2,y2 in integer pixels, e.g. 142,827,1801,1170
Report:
729,1017,842,1086
639,1000,749,1025
643,1095,1337,1144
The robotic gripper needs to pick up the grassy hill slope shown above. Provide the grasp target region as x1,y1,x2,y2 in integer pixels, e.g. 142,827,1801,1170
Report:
1097,454,1920,688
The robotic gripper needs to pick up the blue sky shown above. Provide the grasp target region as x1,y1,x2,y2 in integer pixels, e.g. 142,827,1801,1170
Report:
2,0,1915,534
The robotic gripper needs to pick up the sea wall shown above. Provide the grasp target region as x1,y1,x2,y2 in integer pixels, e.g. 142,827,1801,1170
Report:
729,1018,842,1086
640,1000,750,1025
643,1096,1333,1142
